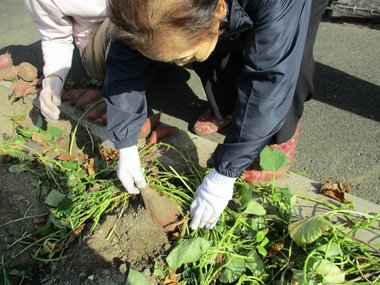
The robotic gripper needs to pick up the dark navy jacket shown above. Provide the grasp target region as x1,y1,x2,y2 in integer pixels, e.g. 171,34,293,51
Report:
103,0,311,178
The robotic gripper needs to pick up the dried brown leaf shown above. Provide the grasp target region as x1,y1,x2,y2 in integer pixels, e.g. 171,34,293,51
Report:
31,133,47,146
267,242,284,257
320,181,352,203
57,154,76,161
164,271,180,285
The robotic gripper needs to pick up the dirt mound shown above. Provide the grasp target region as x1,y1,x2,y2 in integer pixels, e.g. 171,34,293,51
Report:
47,205,170,285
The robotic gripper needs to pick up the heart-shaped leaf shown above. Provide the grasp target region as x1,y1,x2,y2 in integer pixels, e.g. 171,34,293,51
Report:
125,268,149,285
289,216,332,246
241,200,266,216
311,259,345,283
166,237,211,269
259,146,289,171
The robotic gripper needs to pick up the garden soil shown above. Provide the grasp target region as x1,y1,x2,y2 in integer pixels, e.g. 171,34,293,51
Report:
0,88,171,284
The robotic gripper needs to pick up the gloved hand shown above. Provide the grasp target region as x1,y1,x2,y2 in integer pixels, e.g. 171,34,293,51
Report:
39,76,64,121
190,169,237,230
117,145,147,194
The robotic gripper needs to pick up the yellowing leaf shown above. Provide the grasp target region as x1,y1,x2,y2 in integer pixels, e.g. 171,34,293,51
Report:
289,216,332,246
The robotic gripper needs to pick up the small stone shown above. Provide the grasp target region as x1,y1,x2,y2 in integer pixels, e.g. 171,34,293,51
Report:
87,274,94,281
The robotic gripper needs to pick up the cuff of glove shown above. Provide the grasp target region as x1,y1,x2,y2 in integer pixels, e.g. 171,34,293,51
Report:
42,76,64,90
119,145,139,160
207,168,237,188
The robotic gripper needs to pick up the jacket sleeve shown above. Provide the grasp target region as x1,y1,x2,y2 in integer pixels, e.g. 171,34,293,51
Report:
24,0,74,80
214,0,311,177
103,40,157,149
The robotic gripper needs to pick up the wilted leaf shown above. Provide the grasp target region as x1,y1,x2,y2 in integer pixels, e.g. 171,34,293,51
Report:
245,250,265,276
267,242,284,257
259,146,289,171
247,216,266,232
219,254,246,283
57,154,76,161
289,216,332,246
241,200,266,216
291,269,317,285
316,242,341,257
310,259,345,283
125,268,149,285
8,163,28,173
163,271,180,285
32,133,47,146
166,237,211,269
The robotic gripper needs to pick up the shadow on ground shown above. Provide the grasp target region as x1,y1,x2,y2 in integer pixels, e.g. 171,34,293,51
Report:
314,62,380,122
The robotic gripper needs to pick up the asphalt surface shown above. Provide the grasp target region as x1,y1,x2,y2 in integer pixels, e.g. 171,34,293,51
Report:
1,0,379,204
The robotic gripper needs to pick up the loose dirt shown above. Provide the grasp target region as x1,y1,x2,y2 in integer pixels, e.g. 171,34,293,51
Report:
0,84,172,284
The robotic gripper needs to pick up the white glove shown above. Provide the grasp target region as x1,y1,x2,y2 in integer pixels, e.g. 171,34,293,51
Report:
190,169,237,230
39,77,64,121
117,145,147,194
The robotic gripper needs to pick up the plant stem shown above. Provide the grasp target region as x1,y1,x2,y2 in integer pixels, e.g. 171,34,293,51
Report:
0,213,48,228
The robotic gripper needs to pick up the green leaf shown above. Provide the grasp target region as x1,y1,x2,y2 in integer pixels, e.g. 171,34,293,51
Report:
311,259,345,283
316,242,341,257
239,184,253,207
219,254,245,283
289,216,332,246
48,215,68,230
39,126,64,141
8,163,28,173
125,268,149,285
44,190,74,212
153,267,165,279
291,269,317,285
241,200,266,216
202,248,218,265
259,146,289,171
245,250,265,276
166,237,211,269
9,114,25,122
256,230,267,243
17,128,34,138
60,161,78,171
247,216,266,232
256,245,267,256
44,126,64,138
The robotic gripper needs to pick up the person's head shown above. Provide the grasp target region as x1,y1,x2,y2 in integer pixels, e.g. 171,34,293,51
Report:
108,0,226,66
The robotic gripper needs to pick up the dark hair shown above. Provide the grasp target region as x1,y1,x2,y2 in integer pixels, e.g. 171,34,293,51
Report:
107,0,220,53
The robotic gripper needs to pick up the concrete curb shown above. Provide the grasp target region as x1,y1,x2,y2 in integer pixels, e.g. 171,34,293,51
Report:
55,102,380,246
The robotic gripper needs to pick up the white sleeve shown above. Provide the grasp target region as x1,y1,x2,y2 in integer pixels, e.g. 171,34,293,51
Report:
24,0,74,81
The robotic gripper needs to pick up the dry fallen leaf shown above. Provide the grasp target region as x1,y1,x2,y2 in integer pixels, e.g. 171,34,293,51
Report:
163,271,180,285
215,252,224,266
83,157,95,176
267,242,284,257
31,133,47,146
320,181,352,203
57,154,76,161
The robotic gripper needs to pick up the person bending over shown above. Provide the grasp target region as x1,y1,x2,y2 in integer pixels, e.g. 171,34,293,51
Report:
104,0,328,230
